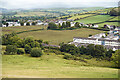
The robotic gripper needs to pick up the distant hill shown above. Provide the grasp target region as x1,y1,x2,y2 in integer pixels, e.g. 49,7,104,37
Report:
109,7,119,16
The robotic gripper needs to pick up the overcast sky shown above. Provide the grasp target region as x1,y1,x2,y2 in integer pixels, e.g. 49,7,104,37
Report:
0,0,119,9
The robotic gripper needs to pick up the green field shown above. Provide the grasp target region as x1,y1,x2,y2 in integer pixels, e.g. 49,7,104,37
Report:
109,16,119,21
15,12,60,17
2,26,104,45
98,22,119,27
68,14,95,20
2,25,47,34
74,15,114,24
2,55,118,78
17,28,104,45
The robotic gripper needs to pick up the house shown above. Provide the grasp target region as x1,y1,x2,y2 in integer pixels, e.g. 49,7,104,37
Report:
2,24,6,27
89,33,106,39
93,25,99,28
36,20,43,25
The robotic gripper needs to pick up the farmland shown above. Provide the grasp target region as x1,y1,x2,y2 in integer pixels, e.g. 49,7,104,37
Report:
68,14,95,20
98,22,119,27
74,15,114,24
15,12,60,17
2,55,118,78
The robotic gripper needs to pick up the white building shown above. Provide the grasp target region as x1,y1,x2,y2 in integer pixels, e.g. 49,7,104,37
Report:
70,37,120,51
93,25,99,28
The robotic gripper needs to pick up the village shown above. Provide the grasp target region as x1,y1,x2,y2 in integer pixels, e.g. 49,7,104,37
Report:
1,19,116,29
1,19,120,51
70,27,120,51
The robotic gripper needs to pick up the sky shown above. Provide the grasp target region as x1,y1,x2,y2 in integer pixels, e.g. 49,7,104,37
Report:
0,0,119,9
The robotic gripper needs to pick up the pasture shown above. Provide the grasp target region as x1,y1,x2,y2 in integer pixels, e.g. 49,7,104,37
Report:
68,14,95,20
16,28,104,45
109,16,119,21
15,12,60,17
2,25,47,34
98,22,119,27
2,26,104,45
2,55,118,78
74,15,114,24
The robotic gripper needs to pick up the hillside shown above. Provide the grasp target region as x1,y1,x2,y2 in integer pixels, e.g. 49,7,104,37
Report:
2,26,105,45
2,54,118,78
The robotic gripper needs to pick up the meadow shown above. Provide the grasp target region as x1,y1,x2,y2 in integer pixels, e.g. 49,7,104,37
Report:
2,54,118,78
74,15,114,24
98,22,119,27
15,12,60,17
68,14,95,20
2,26,105,45
109,16,119,21
17,28,104,45
2,25,47,34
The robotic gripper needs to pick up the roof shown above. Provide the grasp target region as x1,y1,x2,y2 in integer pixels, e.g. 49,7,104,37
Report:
74,37,119,42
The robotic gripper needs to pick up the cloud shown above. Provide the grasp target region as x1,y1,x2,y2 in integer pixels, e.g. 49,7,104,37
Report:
0,0,119,9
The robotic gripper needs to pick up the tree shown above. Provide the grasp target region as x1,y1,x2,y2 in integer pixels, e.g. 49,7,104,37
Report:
44,41,49,45
17,48,25,55
20,22,24,26
26,22,30,26
94,45,106,58
47,22,57,29
62,22,66,28
32,22,36,25
30,48,43,57
66,21,71,27
24,44,31,54
4,45,17,55
79,46,87,55
58,23,62,29
86,44,95,56
105,49,113,58
111,50,120,66
6,23,9,27
75,22,80,28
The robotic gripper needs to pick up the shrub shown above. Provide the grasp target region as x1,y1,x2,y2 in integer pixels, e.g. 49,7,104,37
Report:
4,45,17,55
17,48,25,55
24,44,31,54
30,48,43,57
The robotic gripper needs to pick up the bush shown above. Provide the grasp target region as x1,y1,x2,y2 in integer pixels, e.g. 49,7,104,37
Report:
30,48,43,57
17,48,25,55
24,44,31,54
4,45,17,55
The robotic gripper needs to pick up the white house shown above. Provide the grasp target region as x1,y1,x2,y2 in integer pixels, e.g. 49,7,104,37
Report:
2,24,6,27
93,25,99,28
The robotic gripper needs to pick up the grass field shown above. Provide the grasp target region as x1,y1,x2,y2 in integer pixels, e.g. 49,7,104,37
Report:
68,14,95,20
15,28,105,45
98,22,119,27
2,55,118,78
2,25,47,34
74,15,114,24
15,12,59,17
109,16,119,21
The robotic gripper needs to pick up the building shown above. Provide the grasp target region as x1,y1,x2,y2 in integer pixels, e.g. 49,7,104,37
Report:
70,37,120,51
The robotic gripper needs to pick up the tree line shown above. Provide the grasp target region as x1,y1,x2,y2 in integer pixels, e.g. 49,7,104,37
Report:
47,22,81,30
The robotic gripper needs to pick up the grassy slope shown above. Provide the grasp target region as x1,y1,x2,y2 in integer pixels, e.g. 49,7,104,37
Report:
74,15,114,24
2,55,118,78
16,28,104,45
109,16,119,21
98,22,119,27
15,12,59,17
2,25,47,34
68,14,94,20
